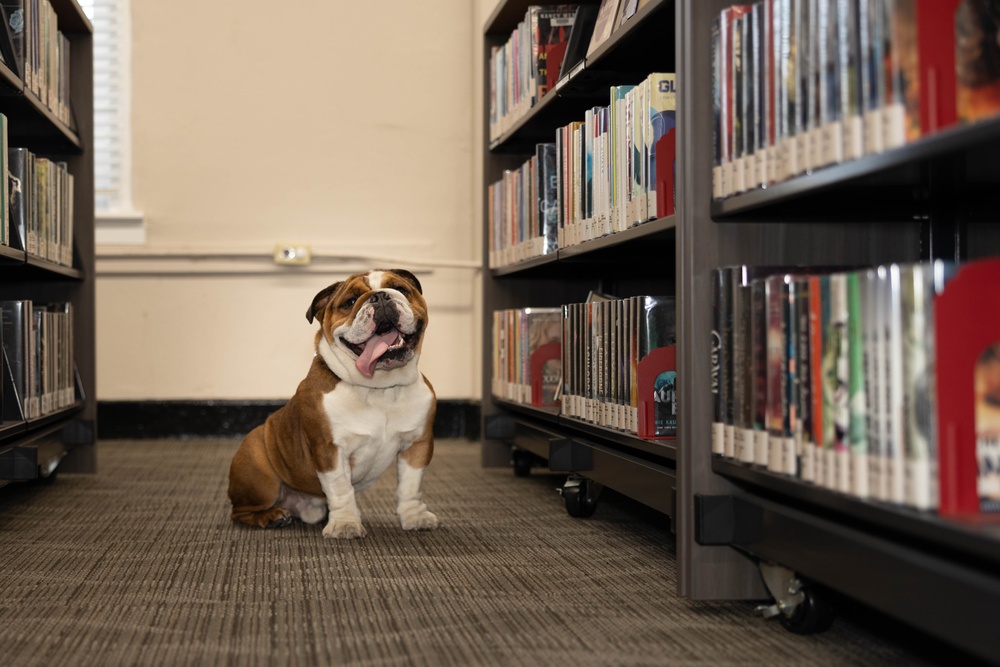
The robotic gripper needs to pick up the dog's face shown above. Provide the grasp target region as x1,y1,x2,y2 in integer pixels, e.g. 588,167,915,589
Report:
306,269,427,387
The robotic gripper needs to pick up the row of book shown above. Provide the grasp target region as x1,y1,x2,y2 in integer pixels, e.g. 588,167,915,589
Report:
711,0,994,201
489,5,579,143
1,300,76,423
487,72,676,268
491,293,677,440
0,0,72,127
0,113,76,267
711,258,1000,516
487,0,655,143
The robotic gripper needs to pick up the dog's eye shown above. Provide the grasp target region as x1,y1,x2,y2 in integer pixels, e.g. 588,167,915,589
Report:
343,297,357,309
395,287,409,296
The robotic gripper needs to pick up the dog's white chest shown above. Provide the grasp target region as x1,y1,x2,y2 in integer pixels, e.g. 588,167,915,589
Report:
322,380,433,489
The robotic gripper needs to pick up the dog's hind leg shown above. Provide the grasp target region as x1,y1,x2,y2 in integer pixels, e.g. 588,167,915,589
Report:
228,430,292,529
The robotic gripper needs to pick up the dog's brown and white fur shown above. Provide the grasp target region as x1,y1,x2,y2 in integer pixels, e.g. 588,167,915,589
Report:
227,269,437,538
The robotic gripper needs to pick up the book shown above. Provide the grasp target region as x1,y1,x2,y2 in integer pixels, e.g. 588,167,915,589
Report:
558,4,599,80
587,0,623,57
646,72,677,220
955,0,1000,125
7,147,30,251
1,300,31,420
885,263,906,504
0,114,6,246
536,142,559,255
764,273,798,475
526,307,563,407
900,260,955,510
807,274,824,483
857,0,882,155
836,0,864,161
860,267,883,498
711,266,733,455
711,12,724,199
0,0,23,79
637,295,676,439
734,271,756,463
934,257,1000,515
794,275,813,481
846,270,869,498
535,5,578,99
751,277,770,465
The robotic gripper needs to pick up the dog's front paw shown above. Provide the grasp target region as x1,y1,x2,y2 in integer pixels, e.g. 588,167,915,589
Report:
323,519,367,539
400,510,439,531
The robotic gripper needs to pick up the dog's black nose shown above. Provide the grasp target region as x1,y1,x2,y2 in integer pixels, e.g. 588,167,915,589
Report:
369,292,384,303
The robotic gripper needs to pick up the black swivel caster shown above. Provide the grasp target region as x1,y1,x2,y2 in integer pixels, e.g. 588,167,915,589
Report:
757,562,836,635
560,475,601,518
778,582,836,635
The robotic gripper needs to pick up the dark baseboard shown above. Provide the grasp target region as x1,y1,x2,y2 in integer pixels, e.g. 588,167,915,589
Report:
97,399,481,441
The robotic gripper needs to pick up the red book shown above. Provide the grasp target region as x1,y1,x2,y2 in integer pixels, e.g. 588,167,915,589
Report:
916,0,961,133
935,258,1000,515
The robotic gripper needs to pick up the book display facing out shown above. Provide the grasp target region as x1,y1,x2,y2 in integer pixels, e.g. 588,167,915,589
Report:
0,0,94,485
484,0,1000,661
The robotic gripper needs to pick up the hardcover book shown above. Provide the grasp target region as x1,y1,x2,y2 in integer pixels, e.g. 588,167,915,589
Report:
711,266,733,456
7,146,30,251
0,0,23,79
1,299,31,421
847,271,869,497
637,295,676,440
934,257,1000,515
587,0,623,57
954,0,1000,125
558,4,599,80
901,261,955,510
646,72,677,220
526,307,563,407
535,5,578,99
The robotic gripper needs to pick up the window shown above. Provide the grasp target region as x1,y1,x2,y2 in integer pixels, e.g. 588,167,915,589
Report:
79,0,144,244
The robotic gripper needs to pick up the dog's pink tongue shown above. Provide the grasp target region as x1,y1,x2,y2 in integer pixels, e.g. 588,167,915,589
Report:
356,330,399,377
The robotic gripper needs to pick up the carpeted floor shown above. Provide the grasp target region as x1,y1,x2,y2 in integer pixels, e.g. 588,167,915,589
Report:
0,438,970,666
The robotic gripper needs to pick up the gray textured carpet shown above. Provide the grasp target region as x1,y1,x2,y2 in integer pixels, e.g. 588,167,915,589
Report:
0,438,961,666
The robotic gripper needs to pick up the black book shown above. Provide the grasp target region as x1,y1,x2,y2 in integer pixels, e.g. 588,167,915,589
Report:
8,146,31,251
558,4,599,80
0,0,22,78
1,299,30,421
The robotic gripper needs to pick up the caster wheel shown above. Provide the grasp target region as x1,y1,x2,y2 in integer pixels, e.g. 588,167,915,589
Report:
562,478,598,518
31,472,57,486
512,450,534,478
779,584,836,635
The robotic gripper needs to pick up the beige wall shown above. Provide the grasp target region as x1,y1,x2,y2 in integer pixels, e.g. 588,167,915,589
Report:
96,0,484,401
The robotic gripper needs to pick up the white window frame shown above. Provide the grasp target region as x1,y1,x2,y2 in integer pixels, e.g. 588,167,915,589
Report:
80,0,145,245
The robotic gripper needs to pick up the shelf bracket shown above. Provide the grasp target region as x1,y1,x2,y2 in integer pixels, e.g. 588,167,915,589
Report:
693,494,763,545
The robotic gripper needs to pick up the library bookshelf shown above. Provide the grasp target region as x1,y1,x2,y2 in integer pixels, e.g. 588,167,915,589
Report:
0,0,95,485
481,0,1000,662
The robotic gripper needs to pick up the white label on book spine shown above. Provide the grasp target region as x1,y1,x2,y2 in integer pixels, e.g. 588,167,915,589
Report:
836,448,851,494
843,115,864,162
801,441,815,483
725,425,736,459
882,103,905,151
754,430,769,467
781,436,796,475
863,110,883,155
825,121,844,167
740,429,756,464
712,422,726,454
767,434,783,472
852,453,870,499
712,167,723,200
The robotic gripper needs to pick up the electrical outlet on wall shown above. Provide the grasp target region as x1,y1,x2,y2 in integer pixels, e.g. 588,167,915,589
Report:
273,244,312,266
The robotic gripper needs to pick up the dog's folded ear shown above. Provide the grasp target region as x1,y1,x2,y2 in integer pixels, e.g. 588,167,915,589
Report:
391,269,422,295
306,282,342,323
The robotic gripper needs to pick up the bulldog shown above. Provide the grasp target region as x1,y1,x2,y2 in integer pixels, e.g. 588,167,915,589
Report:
227,268,438,538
